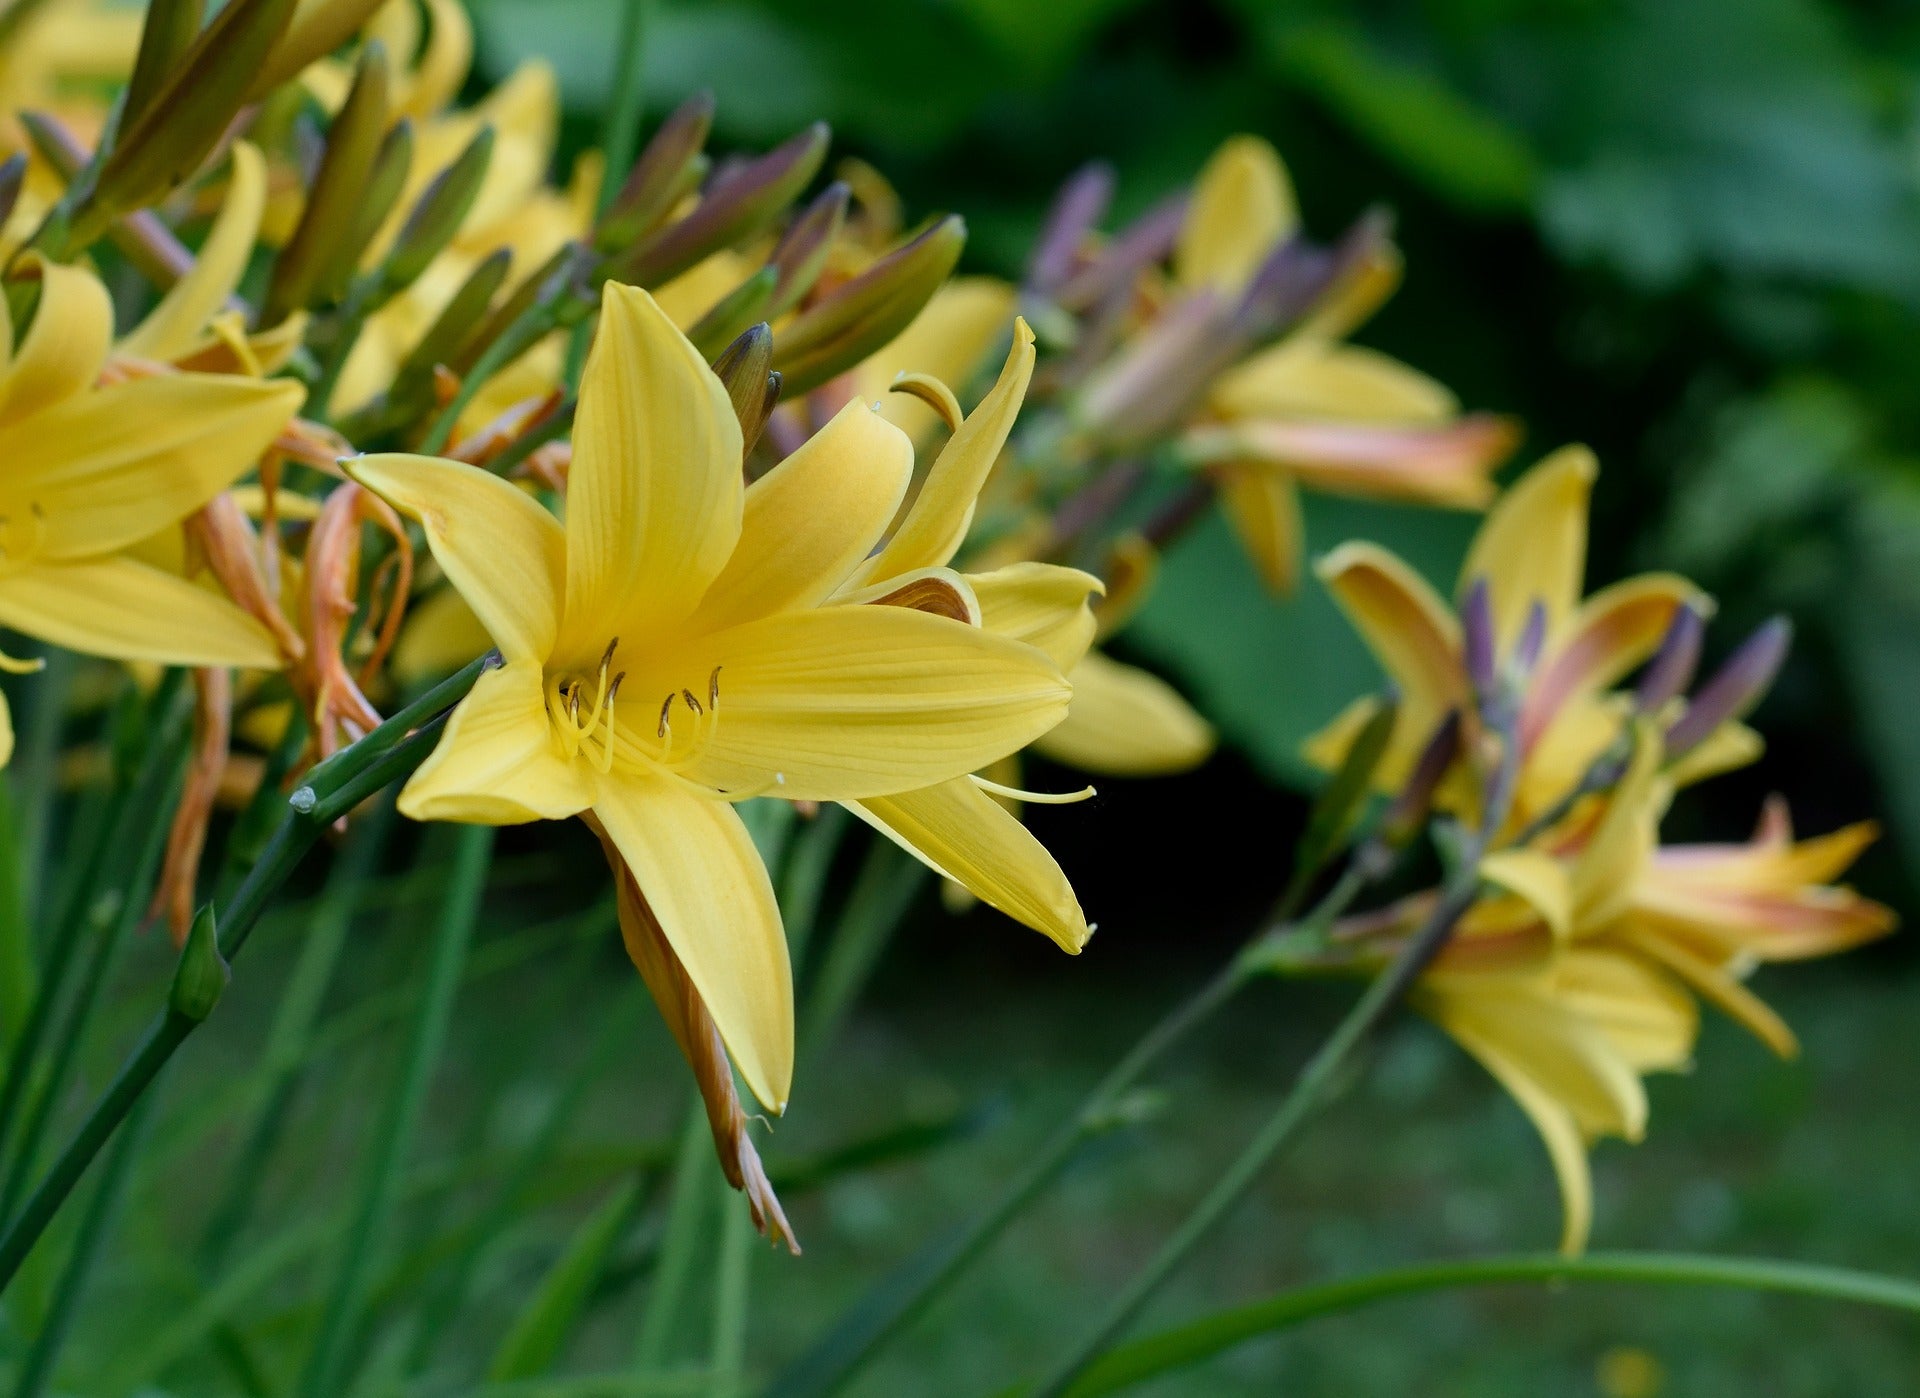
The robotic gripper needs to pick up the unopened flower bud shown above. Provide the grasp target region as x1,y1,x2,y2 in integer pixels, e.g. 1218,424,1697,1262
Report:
1295,692,1400,877
123,0,204,133
1028,161,1114,295
0,154,24,232
770,214,966,396
596,91,716,251
318,118,413,305
614,122,830,288
1460,576,1497,702
1380,710,1463,849
169,903,230,1023
249,0,389,100
380,125,494,297
87,0,297,226
1509,599,1548,683
1665,616,1792,760
266,41,392,320
766,181,849,317
1056,191,1185,311
1636,603,1705,715
710,323,779,451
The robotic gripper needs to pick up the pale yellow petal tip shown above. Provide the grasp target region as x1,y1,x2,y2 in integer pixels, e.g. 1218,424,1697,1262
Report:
1312,540,1396,582
1534,442,1600,486
1012,315,1036,349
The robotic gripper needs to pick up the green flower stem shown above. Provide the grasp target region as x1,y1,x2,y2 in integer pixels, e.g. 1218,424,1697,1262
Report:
295,823,492,1398
1025,875,1482,1398
0,672,185,1183
1054,1252,1920,1397
0,742,183,1224
633,1102,718,1370
772,844,1386,1398
598,0,652,211
0,662,486,1298
9,1092,155,1398
13,649,74,928
0,778,37,1054
1024,721,1527,1398
196,804,394,1273
797,841,925,1057
419,280,586,456
708,1182,755,1397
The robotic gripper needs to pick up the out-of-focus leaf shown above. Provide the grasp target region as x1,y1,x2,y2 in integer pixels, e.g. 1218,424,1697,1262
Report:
1261,18,1538,215
956,0,1149,80
487,1177,642,1381
1127,497,1477,787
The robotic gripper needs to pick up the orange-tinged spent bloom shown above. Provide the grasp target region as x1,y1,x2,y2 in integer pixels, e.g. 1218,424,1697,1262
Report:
1307,446,1733,827
350,284,1074,1116
1169,135,1516,590
0,256,301,764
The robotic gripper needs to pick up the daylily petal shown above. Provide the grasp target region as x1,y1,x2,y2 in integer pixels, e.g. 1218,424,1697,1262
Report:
839,566,980,625
1480,848,1572,941
1620,928,1799,1058
1417,983,1595,1256
1458,445,1596,648
351,454,565,665
1033,650,1214,777
627,605,1071,803
854,277,1018,443
391,583,492,685
593,770,793,1111
0,255,112,426
1194,418,1510,508
1558,946,1698,1073
0,557,281,667
398,660,593,823
564,284,743,656
1218,467,1304,593
690,400,912,633
1521,573,1709,752
1315,541,1467,775
850,775,1089,952
1665,721,1762,787
0,690,12,769
1568,722,1661,929
118,142,267,363
1210,340,1458,425
968,561,1103,671
1174,134,1296,296
2,374,304,559
848,320,1036,587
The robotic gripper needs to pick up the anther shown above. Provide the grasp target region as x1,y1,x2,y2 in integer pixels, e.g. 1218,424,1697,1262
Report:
708,666,722,710
599,636,619,672
681,688,703,718
657,693,675,739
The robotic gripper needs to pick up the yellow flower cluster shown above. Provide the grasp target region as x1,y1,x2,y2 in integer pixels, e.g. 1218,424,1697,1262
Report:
0,0,1888,1256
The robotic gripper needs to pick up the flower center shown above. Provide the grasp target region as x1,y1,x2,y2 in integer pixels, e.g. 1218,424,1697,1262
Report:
546,638,729,782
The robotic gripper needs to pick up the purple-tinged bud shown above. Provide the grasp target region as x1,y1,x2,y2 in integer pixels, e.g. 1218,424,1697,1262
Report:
1461,577,1497,703
1227,237,1336,345
1027,162,1114,295
1072,290,1228,446
765,181,849,317
595,91,715,252
1509,599,1548,681
1381,710,1463,848
1056,191,1186,311
0,154,21,232
1665,616,1793,759
686,266,777,360
614,122,830,288
1636,604,1705,715
711,322,779,452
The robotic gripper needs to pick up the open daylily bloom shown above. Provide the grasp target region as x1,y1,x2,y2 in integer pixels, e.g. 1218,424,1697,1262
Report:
350,284,1073,1114
1167,135,1516,591
0,257,301,763
1331,725,1894,1252
1307,445,1720,825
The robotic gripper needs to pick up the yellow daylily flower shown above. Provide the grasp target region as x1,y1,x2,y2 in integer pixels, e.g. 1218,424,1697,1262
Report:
1171,135,1517,591
1351,726,1893,1252
851,276,1017,443
0,258,302,763
350,285,1073,1112
1307,445,1714,824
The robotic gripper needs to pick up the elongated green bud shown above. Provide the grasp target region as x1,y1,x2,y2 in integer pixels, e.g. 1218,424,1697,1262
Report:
124,0,204,134
687,266,777,361
379,125,494,297
170,904,230,1023
766,180,847,318
710,323,779,451
393,247,511,396
18,111,193,288
771,214,964,395
1294,692,1399,877
595,91,715,251
266,40,390,320
612,121,829,287
317,117,412,304
86,0,296,224
249,0,388,100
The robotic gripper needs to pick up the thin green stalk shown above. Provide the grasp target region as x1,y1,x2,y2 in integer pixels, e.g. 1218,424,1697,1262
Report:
798,842,924,1056
11,648,70,925
1054,1252,1920,1398
778,807,847,973
0,664,486,1298
296,823,493,1398
0,673,184,1182
9,1092,155,1398
0,745,181,1223
0,777,37,1051
633,1103,717,1370
420,285,582,455
598,0,651,210
198,804,394,1272
767,845,1383,1398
